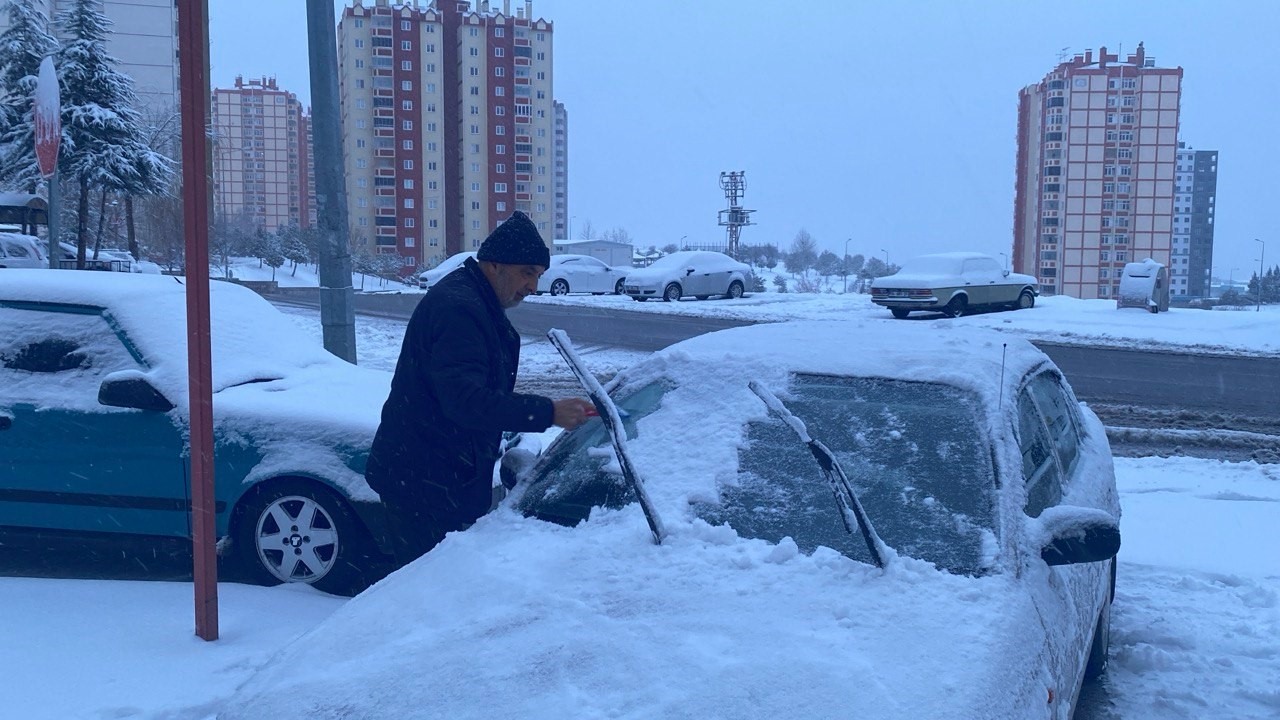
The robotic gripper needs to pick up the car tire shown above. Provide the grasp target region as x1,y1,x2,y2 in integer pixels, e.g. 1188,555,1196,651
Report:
663,283,682,302
1149,305,1160,314
550,279,570,296
633,296,647,302
1016,290,1035,310
1084,594,1112,680
724,280,744,300
943,295,968,318
891,308,911,319
233,478,379,596
614,279,625,295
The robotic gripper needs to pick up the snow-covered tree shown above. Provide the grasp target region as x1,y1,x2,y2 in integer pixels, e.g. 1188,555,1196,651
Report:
784,229,817,275
600,226,631,244
54,0,172,268
0,0,59,189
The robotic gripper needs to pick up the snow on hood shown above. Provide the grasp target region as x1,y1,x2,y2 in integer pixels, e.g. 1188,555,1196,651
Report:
219,511,1050,720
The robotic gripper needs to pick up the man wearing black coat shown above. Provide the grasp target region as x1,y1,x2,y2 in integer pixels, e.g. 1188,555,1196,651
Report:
366,211,592,567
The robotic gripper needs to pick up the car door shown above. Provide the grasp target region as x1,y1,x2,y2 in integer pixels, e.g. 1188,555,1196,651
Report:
686,254,719,295
1,238,39,269
0,304,190,538
579,257,613,293
559,258,585,291
960,259,996,306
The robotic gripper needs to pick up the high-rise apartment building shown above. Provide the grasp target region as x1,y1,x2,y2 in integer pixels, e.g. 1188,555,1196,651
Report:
1013,44,1182,299
1171,143,1217,298
553,100,567,239
211,76,315,231
338,0,560,272
0,0,178,113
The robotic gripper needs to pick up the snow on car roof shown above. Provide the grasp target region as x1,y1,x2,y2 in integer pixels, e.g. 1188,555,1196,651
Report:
0,270,389,435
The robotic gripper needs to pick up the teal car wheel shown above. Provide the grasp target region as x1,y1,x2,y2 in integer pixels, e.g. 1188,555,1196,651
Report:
235,479,377,595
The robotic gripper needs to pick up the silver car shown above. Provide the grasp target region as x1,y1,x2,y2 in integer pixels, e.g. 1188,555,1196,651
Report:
872,252,1039,318
623,250,752,301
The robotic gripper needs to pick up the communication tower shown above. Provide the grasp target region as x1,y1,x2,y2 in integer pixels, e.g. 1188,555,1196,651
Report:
717,171,754,259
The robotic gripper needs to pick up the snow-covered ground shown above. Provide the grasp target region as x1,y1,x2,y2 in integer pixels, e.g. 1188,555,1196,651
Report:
2,301,1277,719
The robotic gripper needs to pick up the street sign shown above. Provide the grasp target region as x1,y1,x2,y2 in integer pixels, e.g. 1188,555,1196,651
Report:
33,56,60,179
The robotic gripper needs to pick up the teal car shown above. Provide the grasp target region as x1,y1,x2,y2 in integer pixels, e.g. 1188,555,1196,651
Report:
0,270,392,594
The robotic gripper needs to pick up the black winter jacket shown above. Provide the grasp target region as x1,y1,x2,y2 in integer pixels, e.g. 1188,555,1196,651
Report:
365,258,554,521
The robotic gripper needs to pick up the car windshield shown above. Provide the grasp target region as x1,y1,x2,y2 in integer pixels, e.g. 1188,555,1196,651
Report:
519,374,998,575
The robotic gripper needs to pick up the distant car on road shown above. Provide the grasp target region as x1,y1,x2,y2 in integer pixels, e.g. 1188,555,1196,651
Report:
871,252,1038,318
0,232,47,269
219,320,1121,720
622,250,751,302
417,251,476,290
536,254,628,296
0,270,393,594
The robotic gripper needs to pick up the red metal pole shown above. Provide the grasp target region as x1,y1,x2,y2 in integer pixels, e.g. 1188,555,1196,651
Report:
177,0,217,641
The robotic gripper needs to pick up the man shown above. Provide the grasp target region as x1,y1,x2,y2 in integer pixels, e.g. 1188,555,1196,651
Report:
366,211,593,567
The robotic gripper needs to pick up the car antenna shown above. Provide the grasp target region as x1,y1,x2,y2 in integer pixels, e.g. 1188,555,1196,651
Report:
998,343,1008,406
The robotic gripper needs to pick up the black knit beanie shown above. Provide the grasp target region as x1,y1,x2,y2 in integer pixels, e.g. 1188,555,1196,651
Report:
476,211,550,268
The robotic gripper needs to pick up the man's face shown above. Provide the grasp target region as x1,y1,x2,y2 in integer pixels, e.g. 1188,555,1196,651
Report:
486,262,545,308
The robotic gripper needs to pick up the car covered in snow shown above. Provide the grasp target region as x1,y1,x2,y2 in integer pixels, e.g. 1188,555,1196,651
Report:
622,250,751,301
871,252,1039,318
417,251,476,290
535,253,628,296
0,270,392,594
0,232,48,269
218,320,1121,720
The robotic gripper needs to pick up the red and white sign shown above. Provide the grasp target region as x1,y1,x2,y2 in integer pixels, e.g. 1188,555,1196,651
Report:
33,56,60,179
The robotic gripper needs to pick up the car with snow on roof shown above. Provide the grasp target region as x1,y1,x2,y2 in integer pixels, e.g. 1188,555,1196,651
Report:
218,320,1120,720
872,252,1039,318
417,251,476,290
535,253,628,296
0,270,393,594
622,249,752,301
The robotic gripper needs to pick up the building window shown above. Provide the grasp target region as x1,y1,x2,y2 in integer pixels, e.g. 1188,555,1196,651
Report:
494,27,505,37
425,43,435,52
472,220,480,230
355,39,365,48
495,86,505,96
354,18,363,28
495,67,505,77
469,47,478,57
1098,285,1110,297
470,86,480,95
401,80,412,91
356,138,366,148
495,125,505,135
496,201,506,211
496,144,505,154
403,140,413,150
470,144,480,153
402,100,413,110
357,198,368,208
356,158,367,168
494,182,507,192
355,59,364,68
496,163,506,173
404,198,415,208
401,60,412,71
471,182,480,191
469,27,478,37
403,159,414,170
357,216,368,225
404,218,415,228
403,179,414,189
495,106,505,115
494,47,505,57
470,124,479,135
403,120,413,130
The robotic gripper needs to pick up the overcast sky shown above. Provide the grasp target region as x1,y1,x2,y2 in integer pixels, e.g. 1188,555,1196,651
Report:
209,0,1276,277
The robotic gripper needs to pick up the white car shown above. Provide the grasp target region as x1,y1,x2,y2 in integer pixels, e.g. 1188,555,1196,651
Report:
0,232,48,269
417,251,476,290
871,252,1039,319
54,240,136,272
219,320,1120,720
536,253,627,296
623,250,752,301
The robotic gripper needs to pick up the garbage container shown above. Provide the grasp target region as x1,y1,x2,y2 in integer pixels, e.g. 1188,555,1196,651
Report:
1116,258,1169,314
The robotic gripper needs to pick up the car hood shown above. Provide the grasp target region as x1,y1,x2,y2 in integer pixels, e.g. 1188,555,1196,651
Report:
219,511,1053,720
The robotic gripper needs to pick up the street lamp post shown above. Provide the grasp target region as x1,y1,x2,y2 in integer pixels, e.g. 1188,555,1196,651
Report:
843,238,851,294
1256,238,1266,312
569,215,576,241
880,248,889,268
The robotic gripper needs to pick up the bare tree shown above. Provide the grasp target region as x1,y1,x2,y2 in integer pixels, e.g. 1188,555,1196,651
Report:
576,219,596,240
600,226,632,244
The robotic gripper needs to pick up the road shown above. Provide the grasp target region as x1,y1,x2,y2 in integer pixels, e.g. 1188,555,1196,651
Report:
266,289,1280,421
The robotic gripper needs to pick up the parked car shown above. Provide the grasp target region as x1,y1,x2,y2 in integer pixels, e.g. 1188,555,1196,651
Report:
0,232,47,269
536,253,628,296
55,240,136,272
0,270,393,594
871,252,1039,318
417,251,476,289
622,250,752,301
218,320,1120,720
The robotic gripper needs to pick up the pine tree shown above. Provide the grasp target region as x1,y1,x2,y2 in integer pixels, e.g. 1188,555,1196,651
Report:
0,0,59,189
54,0,172,268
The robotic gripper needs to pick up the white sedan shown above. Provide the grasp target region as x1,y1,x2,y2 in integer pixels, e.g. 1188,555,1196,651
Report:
623,250,752,301
218,320,1120,720
417,251,475,290
535,253,628,296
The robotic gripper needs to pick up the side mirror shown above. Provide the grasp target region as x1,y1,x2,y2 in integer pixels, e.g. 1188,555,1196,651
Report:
1031,505,1120,566
499,447,539,490
685,267,695,275
1002,269,1011,277
99,370,174,412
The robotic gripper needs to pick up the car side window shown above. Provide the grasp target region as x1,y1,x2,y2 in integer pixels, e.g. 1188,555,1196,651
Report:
1026,372,1082,478
4,241,30,258
1017,389,1062,518
0,306,143,409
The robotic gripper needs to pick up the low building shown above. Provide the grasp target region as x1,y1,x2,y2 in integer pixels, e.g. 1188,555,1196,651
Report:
550,238,632,267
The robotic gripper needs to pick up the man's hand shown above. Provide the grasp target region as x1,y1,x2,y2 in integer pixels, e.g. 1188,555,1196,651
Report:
552,398,594,430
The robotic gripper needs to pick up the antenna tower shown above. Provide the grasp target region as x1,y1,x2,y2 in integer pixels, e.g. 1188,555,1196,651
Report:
717,171,754,259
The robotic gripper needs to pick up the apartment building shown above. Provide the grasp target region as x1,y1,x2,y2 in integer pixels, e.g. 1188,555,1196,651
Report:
0,0,178,113
1013,43,1182,298
338,0,560,272
211,76,314,231
1170,144,1218,298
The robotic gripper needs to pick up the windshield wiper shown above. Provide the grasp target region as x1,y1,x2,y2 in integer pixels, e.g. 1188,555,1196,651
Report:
748,381,889,568
548,328,665,545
